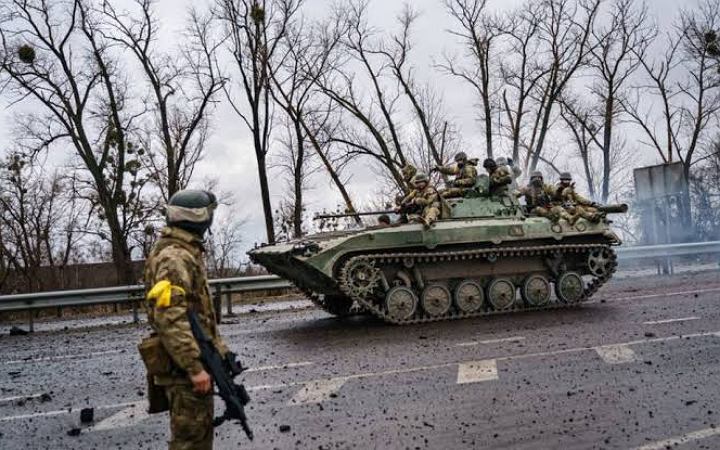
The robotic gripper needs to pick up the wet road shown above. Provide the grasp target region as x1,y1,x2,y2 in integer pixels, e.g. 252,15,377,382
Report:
1,270,720,449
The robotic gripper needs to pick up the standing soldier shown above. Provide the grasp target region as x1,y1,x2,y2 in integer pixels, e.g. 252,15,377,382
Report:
433,151,478,198
398,172,441,228
483,158,512,196
141,190,229,450
517,171,576,224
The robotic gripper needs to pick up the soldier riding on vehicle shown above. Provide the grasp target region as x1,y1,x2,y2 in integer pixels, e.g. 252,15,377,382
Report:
555,172,602,223
517,171,576,224
433,152,478,198
397,172,441,229
483,158,512,197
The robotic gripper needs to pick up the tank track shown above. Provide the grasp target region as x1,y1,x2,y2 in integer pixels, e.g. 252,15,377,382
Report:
336,243,617,325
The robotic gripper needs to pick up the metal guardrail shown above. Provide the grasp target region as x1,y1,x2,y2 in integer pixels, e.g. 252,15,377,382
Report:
0,275,293,332
615,240,720,260
1,241,719,332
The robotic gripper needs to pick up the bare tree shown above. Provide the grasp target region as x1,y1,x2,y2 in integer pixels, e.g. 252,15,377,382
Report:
217,0,303,244
440,0,499,158
0,0,155,283
270,16,360,230
0,153,83,291
206,214,247,278
101,0,225,201
588,0,653,201
624,0,720,186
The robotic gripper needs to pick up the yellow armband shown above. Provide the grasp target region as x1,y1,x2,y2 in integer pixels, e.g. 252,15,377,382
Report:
147,280,186,308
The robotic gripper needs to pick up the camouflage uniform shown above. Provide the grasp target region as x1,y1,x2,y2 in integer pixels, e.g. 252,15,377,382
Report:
517,171,576,224
144,226,228,450
488,166,513,196
401,173,441,228
560,186,602,223
436,160,478,198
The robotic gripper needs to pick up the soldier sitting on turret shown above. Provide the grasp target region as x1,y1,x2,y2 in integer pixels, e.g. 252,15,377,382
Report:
396,172,441,229
483,158,512,197
496,156,522,191
433,152,478,198
517,171,577,224
554,172,602,223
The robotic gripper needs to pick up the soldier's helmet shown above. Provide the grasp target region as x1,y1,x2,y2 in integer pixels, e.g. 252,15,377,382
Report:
412,172,430,187
483,158,497,170
166,189,218,236
496,156,508,166
454,152,468,163
530,170,543,180
559,172,573,181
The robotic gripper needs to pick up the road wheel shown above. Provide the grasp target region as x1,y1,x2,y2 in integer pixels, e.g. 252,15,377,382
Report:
521,275,551,307
385,286,418,321
555,272,584,303
421,284,452,317
454,280,484,313
587,248,613,277
487,278,516,310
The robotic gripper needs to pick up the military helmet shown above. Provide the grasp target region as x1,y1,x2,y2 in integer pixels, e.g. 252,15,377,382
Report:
495,156,508,166
454,152,468,163
559,171,572,181
530,170,543,180
483,158,497,169
412,172,429,186
166,189,218,236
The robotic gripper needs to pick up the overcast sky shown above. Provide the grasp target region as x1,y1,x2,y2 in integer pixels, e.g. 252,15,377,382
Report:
0,0,686,254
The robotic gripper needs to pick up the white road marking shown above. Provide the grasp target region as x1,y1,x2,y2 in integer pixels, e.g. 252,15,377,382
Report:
598,287,720,304
643,316,700,325
595,345,638,364
245,361,313,373
454,336,526,347
88,402,149,432
0,393,44,404
457,360,498,384
1,350,124,365
0,401,138,422
289,378,347,405
632,426,720,450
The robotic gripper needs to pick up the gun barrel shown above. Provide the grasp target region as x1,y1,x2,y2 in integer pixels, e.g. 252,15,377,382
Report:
597,203,628,214
313,210,396,220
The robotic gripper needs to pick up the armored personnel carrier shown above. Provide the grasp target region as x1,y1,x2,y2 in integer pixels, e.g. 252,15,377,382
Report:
248,174,626,324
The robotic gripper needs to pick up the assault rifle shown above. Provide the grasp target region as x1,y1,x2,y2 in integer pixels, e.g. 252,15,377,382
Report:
187,310,253,440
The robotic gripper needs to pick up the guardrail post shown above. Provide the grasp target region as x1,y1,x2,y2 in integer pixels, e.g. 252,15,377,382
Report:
213,285,222,324
28,310,34,333
132,301,139,323
226,288,234,317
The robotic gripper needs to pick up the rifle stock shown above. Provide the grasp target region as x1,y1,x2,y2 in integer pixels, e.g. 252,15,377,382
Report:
187,310,253,440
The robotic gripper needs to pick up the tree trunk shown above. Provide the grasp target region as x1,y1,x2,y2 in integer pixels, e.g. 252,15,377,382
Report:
293,121,305,238
601,94,614,203
255,151,276,244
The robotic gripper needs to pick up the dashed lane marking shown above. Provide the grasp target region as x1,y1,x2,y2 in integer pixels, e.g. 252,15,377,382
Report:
632,426,720,450
643,316,700,325
597,287,720,304
1,350,124,365
0,393,44,404
0,401,138,422
595,345,638,364
456,360,498,384
87,402,148,432
454,336,526,347
245,361,313,373
289,378,347,405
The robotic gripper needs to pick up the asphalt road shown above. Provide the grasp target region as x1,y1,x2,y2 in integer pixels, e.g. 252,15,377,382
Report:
1,270,720,450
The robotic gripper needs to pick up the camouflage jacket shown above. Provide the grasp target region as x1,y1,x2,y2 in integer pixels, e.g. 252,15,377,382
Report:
407,185,441,210
489,166,512,194
555,184,593,207
436,162,478,188
518,183,554,209
144,226,228,380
